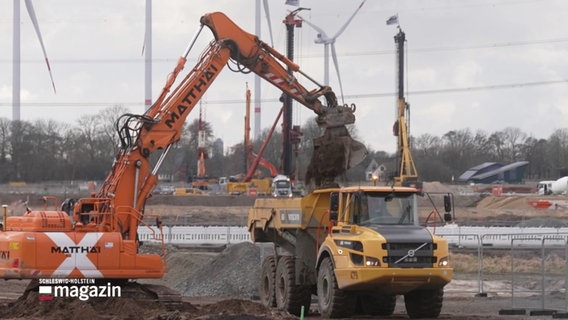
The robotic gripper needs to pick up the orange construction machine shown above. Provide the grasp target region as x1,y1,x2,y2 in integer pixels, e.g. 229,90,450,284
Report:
0,12,365,281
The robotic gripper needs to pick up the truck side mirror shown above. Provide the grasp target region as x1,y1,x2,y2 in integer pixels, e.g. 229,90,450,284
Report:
329,192,339,221
443,194,452,222
443,195,452,212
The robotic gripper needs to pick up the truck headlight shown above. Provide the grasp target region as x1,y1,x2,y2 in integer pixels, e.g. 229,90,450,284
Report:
365,256,380,267
438,256,449,267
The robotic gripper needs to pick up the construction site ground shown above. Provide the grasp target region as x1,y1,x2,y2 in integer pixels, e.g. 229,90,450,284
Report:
1,182,568,319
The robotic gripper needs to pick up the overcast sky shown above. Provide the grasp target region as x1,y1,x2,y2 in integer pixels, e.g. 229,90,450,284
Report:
1,0,567,154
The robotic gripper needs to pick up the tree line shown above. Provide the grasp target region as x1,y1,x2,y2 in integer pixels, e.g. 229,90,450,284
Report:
0,106,566,184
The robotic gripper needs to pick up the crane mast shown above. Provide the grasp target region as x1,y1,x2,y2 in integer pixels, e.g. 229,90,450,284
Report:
197,102,207,178
243,84,280,181
393,28,419,189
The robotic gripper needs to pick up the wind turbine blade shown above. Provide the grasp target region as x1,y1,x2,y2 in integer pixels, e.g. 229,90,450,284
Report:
330,43,344,104
24,0,56,93
262,0,274,47
297,14,328,38
332,0,366,39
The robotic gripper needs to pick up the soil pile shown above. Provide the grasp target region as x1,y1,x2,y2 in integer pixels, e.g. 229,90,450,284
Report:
144,205,249,226
1,290,295,320
175,242,261,299
1,289,171,320
0,243,284,320
139,244,216,290
422,181,453,193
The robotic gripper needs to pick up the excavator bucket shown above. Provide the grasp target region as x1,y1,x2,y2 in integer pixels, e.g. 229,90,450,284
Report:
305,125,367,188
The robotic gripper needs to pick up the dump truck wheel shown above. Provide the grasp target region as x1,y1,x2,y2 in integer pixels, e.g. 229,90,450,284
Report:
274,256,311,316
317,257,355,318
404,288,443,319
359,293,396,315
260,256,277,308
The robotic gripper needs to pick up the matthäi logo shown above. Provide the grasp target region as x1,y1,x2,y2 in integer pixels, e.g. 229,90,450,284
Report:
38,279,121,301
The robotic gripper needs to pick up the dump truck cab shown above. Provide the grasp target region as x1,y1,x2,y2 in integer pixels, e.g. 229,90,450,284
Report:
321,186,452,289
248,185,453,318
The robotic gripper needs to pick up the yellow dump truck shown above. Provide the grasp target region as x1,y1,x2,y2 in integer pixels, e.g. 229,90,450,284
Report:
248,186,453,318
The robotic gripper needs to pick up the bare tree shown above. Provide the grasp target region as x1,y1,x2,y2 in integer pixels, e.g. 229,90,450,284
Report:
501,127,527,162
0,118,10,164
96,105,130,159
547,128,568,176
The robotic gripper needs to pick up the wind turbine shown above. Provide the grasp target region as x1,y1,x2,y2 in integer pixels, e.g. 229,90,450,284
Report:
12,0,56,121
251,0,276,140
142,0,152,111
299,0,366,102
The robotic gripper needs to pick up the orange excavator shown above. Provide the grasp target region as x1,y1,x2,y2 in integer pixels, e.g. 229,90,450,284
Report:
0,12,365,283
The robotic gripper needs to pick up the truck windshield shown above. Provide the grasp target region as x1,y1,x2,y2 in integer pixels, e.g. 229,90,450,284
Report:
352,192,415,226
275,181,290,188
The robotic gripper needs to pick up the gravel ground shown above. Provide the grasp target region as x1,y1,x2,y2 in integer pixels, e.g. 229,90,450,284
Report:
2,244,567,319
175,242,261,298
1,190,568,319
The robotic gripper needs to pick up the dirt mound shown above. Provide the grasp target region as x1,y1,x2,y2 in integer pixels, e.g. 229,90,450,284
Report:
476,195,533,209
147,196,256,207
144,205,249,226
0,250,280,320
196,299,295,319
475,195,568,210
422,181,453,193
2,289,169,320
176,242,261,299
1,288,293,320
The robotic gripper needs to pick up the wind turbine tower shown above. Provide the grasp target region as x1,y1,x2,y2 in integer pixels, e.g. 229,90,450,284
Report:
253,0,275,140
144,0,152,110
12,0,56,121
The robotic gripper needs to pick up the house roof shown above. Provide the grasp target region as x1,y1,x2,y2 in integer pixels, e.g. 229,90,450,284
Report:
471,161,529,180
365,159,379,173
458,162,498,181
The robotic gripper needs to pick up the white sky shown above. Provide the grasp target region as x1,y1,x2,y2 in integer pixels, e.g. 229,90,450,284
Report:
1,0,567,154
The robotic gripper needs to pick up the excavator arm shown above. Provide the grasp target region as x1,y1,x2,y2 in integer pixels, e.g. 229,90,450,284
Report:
86,12,366,241
0,11,366,281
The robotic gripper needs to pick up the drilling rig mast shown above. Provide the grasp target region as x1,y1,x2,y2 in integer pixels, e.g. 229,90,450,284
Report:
393,28,420,189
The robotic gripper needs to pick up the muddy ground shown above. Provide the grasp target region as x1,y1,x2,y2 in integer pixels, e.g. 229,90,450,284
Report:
1,183,568,319
1,264,566,320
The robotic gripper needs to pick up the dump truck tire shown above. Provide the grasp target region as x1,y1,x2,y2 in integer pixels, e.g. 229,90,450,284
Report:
274,256,311,316
317,257,355,318
260,256,277,308
404,288,443,319
360,293,396,316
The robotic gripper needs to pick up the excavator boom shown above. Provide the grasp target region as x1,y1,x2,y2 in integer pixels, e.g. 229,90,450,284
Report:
0,12,366,281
